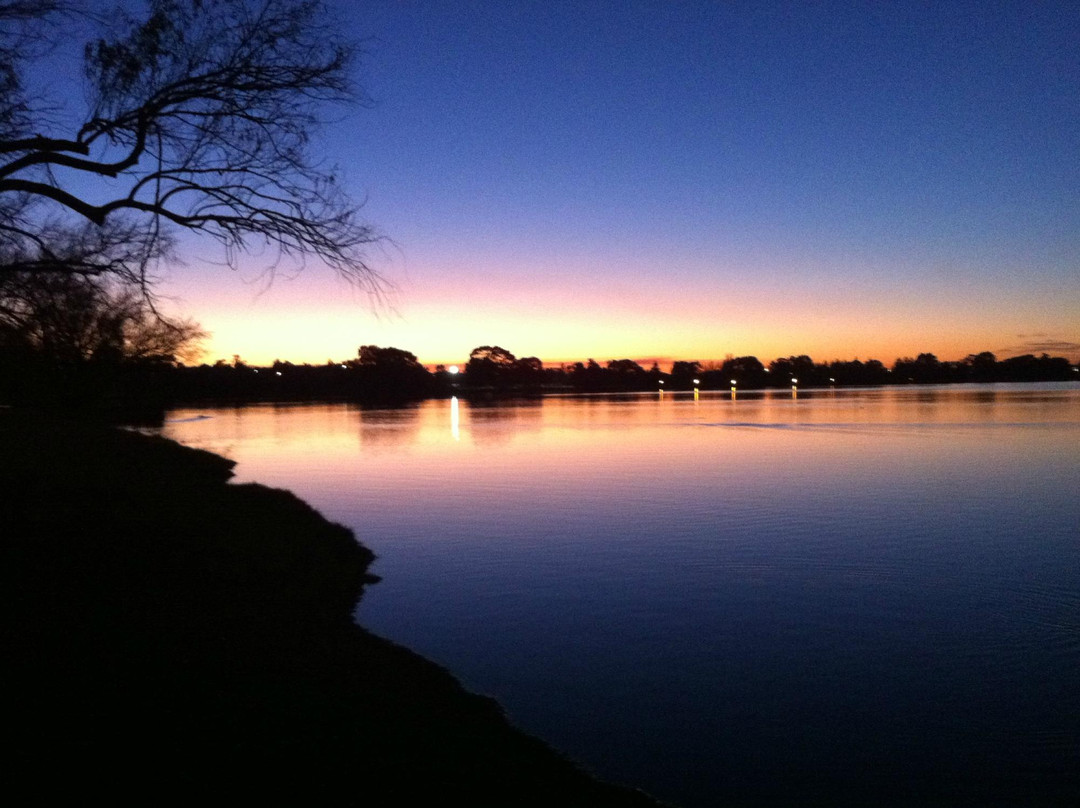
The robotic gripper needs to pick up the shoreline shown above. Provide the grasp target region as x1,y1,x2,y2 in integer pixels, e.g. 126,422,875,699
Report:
2,409,664,805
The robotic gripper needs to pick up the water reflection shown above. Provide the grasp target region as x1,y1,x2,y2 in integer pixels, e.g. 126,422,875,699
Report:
356,404,424,454
462,398,545,447
160,385,1080,808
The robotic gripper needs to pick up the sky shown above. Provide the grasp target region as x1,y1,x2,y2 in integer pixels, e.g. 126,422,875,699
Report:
159,1,1080,367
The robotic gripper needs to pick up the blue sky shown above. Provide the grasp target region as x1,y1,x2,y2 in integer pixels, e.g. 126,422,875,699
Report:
156,0,1079,365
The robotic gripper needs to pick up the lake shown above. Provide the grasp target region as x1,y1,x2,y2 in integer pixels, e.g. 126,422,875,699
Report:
162,384,1079,806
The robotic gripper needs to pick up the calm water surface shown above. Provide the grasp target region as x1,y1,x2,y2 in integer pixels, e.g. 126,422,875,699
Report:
163,385,1080,806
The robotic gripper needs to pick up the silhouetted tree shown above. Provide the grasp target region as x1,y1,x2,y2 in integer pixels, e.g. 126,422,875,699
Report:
568,358,606,391
353,345,431,397
0,1,380,292
964,352,998,383
999,353,1074,382
720,356,766,388
0,269,204,364
466,345,517,387
0,266,205,412
893,353,948,384
768,355,823,386
601,359,647,391
670,360,701,389
825,358,890,386
513,355,544,388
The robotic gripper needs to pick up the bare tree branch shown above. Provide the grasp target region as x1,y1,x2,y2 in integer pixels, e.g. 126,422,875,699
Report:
0,0,382,295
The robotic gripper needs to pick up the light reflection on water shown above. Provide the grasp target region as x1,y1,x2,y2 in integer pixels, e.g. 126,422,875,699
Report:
163,385,1080,807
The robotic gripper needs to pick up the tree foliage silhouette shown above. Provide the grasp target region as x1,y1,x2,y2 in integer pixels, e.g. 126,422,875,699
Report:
466,345,517,387
0,268,205,364
0,0,379,292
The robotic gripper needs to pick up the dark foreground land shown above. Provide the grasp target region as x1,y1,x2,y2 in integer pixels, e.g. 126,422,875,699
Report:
2,410,663,805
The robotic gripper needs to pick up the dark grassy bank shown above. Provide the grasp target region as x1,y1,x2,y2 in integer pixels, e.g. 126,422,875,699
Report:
2,410,664,805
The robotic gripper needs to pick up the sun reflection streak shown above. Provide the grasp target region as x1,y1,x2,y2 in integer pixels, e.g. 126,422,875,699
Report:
450,395,460,441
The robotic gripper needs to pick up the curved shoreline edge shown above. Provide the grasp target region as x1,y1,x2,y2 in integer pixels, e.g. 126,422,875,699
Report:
2,411,665,805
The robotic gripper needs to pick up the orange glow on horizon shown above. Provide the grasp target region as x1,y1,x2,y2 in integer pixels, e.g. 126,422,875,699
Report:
192,309,1074,370
165,255,1080,369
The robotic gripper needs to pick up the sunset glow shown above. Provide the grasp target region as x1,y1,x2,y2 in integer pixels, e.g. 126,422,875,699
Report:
158,2,1078,368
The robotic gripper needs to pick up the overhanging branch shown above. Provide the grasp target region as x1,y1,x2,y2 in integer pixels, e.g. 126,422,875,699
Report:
0,0,382,293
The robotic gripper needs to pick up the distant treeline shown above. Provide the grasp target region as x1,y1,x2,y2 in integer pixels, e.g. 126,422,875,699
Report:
457,348,1077,391
1,343,1076,419
177,346,1077,401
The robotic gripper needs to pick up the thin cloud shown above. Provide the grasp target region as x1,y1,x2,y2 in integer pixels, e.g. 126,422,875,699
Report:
996,340,1080,359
